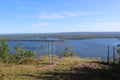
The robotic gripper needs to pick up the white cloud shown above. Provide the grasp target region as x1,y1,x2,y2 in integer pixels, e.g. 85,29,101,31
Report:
38,11,101,19
39,12,64,19
73,22,120,32
29,22,120,33
31,23,52,28
75,22,120,27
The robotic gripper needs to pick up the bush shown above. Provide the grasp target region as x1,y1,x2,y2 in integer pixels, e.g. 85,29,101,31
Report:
63,46,75,58
0,40,36,64
14,44,36,64
0,39,10,63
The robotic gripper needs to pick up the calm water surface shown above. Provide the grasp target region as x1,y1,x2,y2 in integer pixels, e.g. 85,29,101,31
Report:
7,38,120,60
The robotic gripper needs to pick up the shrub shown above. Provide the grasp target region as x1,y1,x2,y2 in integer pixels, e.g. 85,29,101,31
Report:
14,43,36,64
0,39,10,63
63,46,76,58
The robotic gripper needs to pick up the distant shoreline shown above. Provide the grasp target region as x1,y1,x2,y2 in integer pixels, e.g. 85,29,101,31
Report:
0,32,120,40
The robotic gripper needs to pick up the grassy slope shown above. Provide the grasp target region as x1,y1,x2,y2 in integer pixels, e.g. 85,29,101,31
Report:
0,57,100,80
1,57,120,80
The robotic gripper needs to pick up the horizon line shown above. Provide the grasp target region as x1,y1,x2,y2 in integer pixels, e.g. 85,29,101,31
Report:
0,31,120,35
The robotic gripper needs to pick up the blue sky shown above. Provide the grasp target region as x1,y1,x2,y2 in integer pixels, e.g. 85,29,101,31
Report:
0,0,120,34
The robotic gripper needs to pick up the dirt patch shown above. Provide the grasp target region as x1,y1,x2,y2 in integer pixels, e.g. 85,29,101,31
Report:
70,63,109,71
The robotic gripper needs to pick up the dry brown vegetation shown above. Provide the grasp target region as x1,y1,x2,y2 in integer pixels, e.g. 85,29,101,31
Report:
0,57,101,80
0,56,120,80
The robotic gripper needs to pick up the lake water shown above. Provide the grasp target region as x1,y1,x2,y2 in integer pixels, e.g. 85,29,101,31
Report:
7,38,120,61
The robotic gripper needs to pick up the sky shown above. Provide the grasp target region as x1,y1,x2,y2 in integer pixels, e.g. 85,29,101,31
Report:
0,0,120,34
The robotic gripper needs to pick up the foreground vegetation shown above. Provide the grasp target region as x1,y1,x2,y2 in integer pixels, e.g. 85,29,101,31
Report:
1,57,120,80
0,57,101,80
